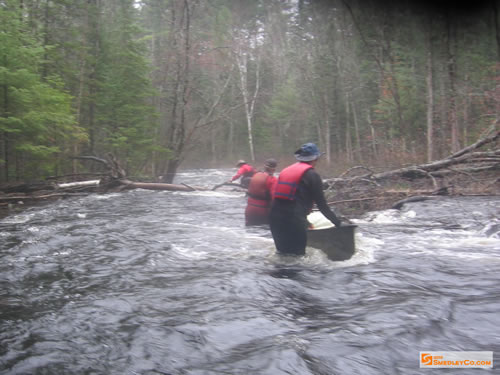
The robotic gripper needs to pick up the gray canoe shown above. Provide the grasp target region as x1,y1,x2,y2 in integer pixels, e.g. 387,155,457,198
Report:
307,224,357,261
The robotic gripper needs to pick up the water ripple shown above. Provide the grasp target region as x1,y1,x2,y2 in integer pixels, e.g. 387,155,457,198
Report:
0,180,499,374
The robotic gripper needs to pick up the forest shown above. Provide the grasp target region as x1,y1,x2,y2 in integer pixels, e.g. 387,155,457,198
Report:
0,0,498,187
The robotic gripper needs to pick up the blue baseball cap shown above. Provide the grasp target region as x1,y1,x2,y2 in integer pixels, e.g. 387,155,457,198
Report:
294,143,323,162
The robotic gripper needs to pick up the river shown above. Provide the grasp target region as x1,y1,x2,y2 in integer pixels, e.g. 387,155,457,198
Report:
0,169,499,374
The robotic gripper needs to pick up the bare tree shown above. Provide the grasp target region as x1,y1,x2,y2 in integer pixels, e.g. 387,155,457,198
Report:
233,32,261,162
446,11,461,153
426,17,435,162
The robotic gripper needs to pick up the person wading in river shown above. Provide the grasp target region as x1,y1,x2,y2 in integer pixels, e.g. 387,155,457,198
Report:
228,160,256,188
270,143,342,256
245,158,278,226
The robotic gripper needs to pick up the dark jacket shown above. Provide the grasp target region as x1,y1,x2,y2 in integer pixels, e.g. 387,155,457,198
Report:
272,167,341,226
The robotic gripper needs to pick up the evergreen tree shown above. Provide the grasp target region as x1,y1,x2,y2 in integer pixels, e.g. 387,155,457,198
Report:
95,0,157,175
0,0,85,181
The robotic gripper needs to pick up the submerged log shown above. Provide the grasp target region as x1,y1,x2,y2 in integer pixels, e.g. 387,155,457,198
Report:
211,182,245,191
119,180,203,192
391,196,438,209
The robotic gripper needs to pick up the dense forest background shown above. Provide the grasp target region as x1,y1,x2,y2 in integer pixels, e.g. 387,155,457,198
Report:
1,0,498,184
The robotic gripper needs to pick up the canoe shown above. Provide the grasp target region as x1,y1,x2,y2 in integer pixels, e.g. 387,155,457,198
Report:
307,224,357,261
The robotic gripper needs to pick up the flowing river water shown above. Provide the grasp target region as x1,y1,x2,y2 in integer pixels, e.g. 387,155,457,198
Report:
1,169,499,375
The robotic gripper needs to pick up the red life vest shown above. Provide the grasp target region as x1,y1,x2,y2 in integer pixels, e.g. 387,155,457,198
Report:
247,172,273,208
248,172,270,200
232,164,256,181
274,162,313,201
241,164,256,178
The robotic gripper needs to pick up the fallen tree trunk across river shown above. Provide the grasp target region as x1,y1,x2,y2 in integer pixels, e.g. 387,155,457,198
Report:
1,128,498,218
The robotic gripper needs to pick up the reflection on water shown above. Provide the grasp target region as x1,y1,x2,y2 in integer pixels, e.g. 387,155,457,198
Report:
0,169,499,374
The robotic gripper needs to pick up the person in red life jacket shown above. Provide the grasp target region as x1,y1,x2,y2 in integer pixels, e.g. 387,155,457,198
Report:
245,158,278,226
270,143,341,255
228,160,256,188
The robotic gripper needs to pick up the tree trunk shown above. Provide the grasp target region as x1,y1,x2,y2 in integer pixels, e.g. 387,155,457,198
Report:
345,93,353,162
325,117,332,166
2,81,9,181
235,46,260,162
162,0,191,183
462,72,470,144
385,37,404,138
86,0,100,157
367,112,378,159
446,12,460,153
321,92,331,165
149,0,168,178
210,126,217,165
350,94,362,164
494,0,500,62
41,0,50,80
73,5,90,175
228,116,234,161
426,20,435,162
121,180,201,192
2,132,9,182
438,63,449,158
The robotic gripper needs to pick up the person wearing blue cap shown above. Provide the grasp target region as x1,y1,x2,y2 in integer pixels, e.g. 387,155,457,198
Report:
270,143,342,255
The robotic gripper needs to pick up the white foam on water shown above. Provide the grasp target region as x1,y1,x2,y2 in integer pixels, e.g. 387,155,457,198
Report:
240,231,380,270
404,210,417,218
303,232,380,269
338,232,379,267
176,168,230,177
86,193,122,201
232,238,277,261
0,212,36,224
167,224,272,261
407,234,500,260
26,226,40,234
172,222,247,236
354,209,417,224
172,190,244,198
305,212,380,268
438,249,500,262
171,243,210,259
479,221,500,238
445,236,500,249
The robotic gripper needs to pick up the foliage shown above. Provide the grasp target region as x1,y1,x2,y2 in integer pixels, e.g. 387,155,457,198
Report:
95,0,157,174
1,0,498,181
0,1,85,180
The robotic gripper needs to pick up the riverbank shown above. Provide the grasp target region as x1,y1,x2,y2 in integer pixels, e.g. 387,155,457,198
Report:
3,130,497,221
324,169,499,218
1,173,498,222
